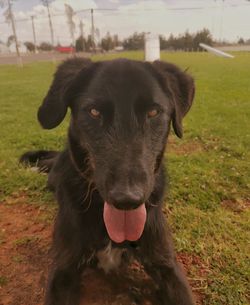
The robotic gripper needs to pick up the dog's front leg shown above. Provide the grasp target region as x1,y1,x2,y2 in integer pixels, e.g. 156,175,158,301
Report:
44,203,87,305
44,263,83,305
139,212,195,305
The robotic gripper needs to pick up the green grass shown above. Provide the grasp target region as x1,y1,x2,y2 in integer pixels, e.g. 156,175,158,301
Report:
0,52,249,304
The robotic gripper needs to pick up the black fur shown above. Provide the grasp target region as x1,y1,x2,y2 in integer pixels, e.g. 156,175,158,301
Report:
20,150,59,173
21,58,195,305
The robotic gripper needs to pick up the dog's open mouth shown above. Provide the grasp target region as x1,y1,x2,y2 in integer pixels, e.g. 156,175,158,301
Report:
103,202,146,243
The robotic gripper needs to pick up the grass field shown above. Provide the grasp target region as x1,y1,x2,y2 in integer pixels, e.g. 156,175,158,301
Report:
0,51,249,305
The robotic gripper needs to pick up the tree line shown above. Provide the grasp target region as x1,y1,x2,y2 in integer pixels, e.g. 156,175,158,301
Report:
75,28,214,52
160,29,213,51
19,28,249,53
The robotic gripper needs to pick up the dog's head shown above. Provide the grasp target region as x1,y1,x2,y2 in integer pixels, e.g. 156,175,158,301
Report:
38,58,194,241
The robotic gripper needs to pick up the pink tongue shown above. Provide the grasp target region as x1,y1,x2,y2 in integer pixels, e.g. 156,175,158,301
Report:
103,202,146,243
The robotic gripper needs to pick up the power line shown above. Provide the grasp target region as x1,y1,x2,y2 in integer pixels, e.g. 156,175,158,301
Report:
1,2,250,45
1,2,250,24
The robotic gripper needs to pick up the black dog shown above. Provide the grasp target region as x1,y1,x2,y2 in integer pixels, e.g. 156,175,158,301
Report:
21,58,195,305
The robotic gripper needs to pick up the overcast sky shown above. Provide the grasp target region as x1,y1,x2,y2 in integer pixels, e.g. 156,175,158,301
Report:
0,0,250,45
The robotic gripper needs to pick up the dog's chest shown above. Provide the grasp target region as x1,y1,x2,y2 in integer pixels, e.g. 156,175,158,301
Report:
96,242,125,274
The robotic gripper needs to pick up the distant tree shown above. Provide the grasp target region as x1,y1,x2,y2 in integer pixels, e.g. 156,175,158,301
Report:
167,34,176,50
123,32,145,50
109,29,214,52
24,41,35,52
183,31,193,51
39,42,53,51
238,37,245,44
6,35,15,46
174,34,184,50
159,29,213,51
86,34,95,51
160,35,168,49
193,28,213,51
101,32,114,51
75,35,86,52
113,34,120,47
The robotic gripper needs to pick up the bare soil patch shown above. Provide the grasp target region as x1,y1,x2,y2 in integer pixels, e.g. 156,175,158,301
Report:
221,199,250,213
0,198,205,305
0,200,51,305
167,137,204,155
178,253,209,305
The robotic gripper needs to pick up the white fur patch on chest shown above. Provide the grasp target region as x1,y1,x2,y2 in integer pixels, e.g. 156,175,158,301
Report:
96,242,125,274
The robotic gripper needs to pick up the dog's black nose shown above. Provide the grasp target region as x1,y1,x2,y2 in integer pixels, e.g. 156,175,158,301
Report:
108,188,144,210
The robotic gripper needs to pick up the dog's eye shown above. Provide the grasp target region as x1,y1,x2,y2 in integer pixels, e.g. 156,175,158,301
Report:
147,108,159,118
89,108,101,119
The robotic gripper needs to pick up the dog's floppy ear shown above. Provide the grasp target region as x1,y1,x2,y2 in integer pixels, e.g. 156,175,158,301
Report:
38,58,92,129
152,61,195,138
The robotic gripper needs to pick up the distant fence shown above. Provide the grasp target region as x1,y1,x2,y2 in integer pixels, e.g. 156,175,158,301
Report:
217,45,250,52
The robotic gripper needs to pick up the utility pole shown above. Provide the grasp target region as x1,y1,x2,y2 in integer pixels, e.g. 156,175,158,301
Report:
31,16,37,53
91,9,95,53
7,0,22,66
79,20,84,37
79,20,85,51
41,0,55,62
42,0,54,47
